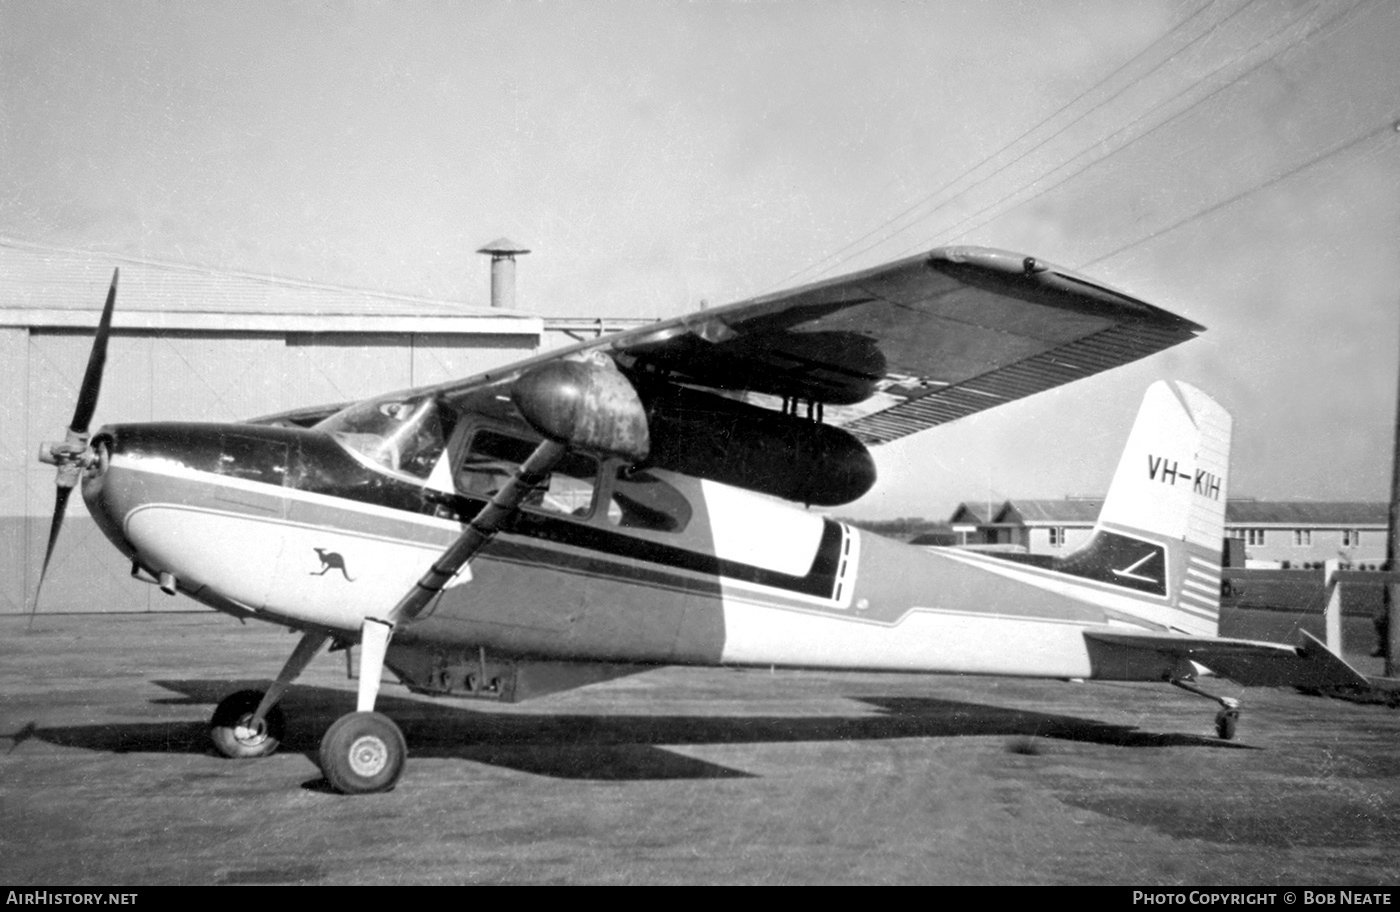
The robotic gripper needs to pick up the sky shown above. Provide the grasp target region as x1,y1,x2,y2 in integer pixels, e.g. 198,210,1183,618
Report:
4,0,1399,520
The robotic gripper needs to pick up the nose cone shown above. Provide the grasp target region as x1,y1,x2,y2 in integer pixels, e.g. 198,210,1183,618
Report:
82,426,134,559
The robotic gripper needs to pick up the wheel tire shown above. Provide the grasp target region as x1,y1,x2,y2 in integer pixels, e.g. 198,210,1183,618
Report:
318,711,407,795
209,689,285,759
1215,708,1239,741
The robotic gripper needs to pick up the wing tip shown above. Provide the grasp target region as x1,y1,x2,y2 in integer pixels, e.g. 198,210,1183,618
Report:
926,246,1206,335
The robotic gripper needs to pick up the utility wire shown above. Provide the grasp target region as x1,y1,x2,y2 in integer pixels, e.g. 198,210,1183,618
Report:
1082,119,1399,267
918,0,1361,253
761,0,1222,291
835,0,1261,275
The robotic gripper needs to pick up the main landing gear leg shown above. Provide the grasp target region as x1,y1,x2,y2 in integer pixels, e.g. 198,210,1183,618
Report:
1170,676,1241,741
210,630,329,759
317,618,407,794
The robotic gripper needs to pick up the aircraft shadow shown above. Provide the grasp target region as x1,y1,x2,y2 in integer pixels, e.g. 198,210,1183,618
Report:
7,677,1250,783
856,696,1253,749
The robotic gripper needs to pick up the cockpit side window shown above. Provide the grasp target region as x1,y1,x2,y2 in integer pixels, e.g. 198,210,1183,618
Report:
319,394,451,481
456,428,600,518
605,466,691,534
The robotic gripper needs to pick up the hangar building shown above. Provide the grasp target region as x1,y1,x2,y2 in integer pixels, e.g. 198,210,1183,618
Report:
2,238,641,614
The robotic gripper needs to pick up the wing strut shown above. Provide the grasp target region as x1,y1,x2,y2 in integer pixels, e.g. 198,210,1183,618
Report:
351,438,569,712
319,356,647,792
219,439,574,789
387,439,567,627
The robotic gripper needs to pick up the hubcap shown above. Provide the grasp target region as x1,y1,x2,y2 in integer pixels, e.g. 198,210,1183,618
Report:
347,735,388,777
233,714,267,745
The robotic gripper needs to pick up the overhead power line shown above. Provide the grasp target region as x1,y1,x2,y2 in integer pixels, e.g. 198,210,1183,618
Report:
824,0,1260,277
914,0,1366,254
762,0,1223,291
1082,118,1399,267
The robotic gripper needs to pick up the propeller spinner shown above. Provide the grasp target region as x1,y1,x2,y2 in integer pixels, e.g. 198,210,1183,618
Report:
32,268,119,614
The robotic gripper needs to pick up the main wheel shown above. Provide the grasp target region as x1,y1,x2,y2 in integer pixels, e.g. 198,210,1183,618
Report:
209,689,285,759
1215,708,1239,741
318,711,406,794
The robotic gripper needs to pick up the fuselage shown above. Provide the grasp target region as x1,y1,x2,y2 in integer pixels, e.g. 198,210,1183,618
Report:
82,418,1179,682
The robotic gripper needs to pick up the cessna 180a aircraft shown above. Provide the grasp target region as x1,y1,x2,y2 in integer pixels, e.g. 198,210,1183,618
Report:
34,246,1367,794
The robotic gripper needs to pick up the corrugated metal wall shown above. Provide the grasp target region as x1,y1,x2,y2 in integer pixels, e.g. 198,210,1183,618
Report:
10,328,538,614
1,328,31,614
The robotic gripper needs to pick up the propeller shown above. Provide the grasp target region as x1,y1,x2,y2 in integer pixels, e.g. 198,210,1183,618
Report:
31,268,119,620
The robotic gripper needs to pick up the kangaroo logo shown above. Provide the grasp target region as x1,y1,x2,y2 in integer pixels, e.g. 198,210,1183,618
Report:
311,548,355,582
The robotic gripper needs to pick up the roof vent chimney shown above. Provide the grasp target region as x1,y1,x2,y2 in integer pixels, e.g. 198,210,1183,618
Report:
476,237,530,309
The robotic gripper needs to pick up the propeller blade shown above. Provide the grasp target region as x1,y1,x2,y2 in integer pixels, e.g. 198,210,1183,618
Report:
30,485,74,625
69,268,118,434
31,269,118,629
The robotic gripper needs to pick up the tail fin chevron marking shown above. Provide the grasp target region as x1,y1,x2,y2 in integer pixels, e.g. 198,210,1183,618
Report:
933,381,1231,637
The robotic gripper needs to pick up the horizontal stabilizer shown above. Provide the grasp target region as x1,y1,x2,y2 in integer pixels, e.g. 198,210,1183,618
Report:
1084,629,1368,689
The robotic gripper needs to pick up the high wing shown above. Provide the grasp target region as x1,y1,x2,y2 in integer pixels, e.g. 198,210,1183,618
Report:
427,245,1201,444
254,246,1201,444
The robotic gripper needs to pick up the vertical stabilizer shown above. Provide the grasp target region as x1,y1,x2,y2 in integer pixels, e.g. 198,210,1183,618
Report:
1083,381,1232,635
1098,382,1230,547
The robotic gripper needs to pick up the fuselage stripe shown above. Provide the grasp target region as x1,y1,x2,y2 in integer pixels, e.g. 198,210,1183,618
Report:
508,509,845,600
109,454,846,603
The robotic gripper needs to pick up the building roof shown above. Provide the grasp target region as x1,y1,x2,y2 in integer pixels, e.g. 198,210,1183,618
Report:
0,237,541,335
1224,501,1389,526
994,499,1103,525
948,503,991,525
956,497,1389,528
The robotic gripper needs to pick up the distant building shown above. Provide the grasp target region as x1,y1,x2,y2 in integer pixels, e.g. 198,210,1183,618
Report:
946,498,1389,568
1224,501,1388,569
949,499,1102,552
947,504,990,546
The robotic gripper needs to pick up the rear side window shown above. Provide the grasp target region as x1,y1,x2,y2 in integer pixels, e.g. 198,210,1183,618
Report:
605,467,691,533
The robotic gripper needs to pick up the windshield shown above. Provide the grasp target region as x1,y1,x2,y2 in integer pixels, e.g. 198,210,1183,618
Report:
317,394,448,480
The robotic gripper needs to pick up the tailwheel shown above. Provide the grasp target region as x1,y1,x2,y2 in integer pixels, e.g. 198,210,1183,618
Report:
1215,707,1240,741
209,689,286,759
1170,677,1242,741
318,711,406,795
